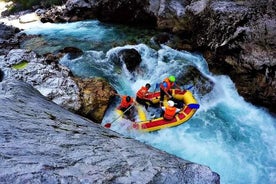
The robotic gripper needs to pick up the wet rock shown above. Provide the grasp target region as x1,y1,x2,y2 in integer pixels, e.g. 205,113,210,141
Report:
178,65,214,96
0,79,220,183
59,47,83,60
74,77,116,123
43,52,62,65
118,48,142,72
153,32,171,45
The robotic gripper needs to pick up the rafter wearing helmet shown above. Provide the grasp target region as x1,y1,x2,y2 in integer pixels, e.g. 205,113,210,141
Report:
159,75,181,104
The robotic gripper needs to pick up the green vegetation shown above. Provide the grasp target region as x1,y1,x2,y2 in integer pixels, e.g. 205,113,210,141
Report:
12,60,29,70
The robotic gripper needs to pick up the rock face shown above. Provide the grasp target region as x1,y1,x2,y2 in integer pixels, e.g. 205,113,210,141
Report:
0,79,220,183
74,77,116,123
0,48,82,112
181,0,276,112
38,0,275,112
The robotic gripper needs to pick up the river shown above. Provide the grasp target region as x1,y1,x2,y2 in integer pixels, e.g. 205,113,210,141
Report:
21,20,276,184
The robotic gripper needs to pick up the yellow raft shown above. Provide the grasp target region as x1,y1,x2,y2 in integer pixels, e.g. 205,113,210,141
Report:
132,89,200,132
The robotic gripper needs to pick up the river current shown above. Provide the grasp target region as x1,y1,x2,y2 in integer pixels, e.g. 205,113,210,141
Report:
21,20,276,184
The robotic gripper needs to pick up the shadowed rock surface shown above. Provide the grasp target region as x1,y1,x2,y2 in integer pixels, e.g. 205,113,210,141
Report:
0,79,220,183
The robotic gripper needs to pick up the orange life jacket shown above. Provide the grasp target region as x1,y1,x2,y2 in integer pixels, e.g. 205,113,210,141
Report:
160,78,174,91
120,96,133,108
164,106,177,120
136,86,148,99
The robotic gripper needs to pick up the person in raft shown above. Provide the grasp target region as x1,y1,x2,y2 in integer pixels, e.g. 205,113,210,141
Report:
116,95,136,120
136,83,154,110
161,100,180,120
159,75,181,105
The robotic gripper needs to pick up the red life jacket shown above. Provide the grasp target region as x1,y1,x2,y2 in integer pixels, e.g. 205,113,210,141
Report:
160,78,174,91
164,106,177,120
120,96,133,108
136,86,148,99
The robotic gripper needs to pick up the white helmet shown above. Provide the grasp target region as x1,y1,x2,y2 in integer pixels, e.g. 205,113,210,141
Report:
168,100,174,107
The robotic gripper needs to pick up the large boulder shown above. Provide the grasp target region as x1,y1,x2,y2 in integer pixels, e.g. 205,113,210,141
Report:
74,77,116,123
58,47,84,60
178,65,214,96
118,48,142,72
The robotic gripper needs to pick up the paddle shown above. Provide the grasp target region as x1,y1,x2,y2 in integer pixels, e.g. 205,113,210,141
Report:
104,104,135,128
186,85,193,90
154,83,160,92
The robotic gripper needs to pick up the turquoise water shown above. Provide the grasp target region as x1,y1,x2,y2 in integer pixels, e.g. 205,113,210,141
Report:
22,20,159,54
23,20,276,184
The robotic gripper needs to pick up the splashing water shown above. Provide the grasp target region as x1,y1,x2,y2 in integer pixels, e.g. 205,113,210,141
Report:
22,20,276,184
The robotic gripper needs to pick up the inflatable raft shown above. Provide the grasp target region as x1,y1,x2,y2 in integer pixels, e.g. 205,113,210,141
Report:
132,89,200,132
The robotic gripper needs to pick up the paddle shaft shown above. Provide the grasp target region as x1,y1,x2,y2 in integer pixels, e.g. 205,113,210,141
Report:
105,104,134,128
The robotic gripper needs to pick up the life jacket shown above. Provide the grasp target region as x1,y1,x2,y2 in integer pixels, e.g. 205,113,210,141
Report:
136,86,148,99
119,96,133,108
164,106,177,120
160,78,174,91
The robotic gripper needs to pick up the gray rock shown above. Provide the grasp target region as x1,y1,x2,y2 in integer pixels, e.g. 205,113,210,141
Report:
0,49,81,111
0,79,220,183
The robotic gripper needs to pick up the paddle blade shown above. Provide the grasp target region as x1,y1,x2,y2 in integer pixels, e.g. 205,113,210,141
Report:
155,83,160,88
104,123,111,128
188,103,200,109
